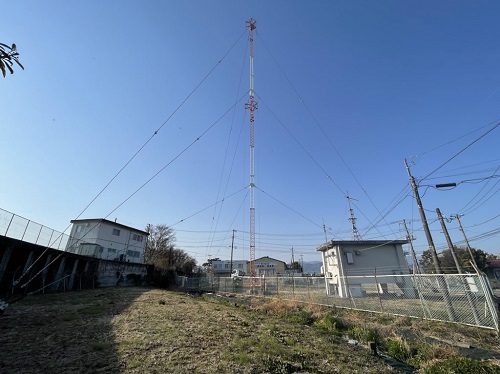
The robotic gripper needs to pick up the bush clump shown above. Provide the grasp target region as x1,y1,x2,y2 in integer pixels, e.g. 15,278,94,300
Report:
421,356,500,374
314,312,349,335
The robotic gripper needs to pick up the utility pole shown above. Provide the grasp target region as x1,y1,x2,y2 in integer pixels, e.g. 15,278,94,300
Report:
436,208,480,325
322,220,329,244
230,229,236,275
404,159,443,274
291,247,295,296
436,208,462,274
451,214,479,271
404,159,457,321
402,219,420,274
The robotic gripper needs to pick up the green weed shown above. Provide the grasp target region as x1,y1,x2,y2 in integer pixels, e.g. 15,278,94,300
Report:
90,341,109,351
314,313,345,335
62,313,79,321
129,359,142,369
385,337,412,362
421,356,500,374
285,310,314,325
347,325,379,344
263,354,305,374
78,305,105,315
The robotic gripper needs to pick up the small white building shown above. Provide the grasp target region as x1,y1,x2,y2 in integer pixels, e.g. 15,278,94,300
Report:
211,260,248,276
66,219,149,264
317,240,414,298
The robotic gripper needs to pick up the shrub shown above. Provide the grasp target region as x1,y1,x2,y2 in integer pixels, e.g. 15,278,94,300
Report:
406,342,454,368
285,310,314,325
347,325,379,344
385,337,412,362
263,355,304,374
422,357,500,374
314,313,349,334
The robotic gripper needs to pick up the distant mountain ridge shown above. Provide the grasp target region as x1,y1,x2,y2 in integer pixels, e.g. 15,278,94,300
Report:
302,261,323,275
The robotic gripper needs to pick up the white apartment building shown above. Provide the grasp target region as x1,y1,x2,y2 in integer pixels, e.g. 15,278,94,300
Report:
211,260,248,276
66,219,149,264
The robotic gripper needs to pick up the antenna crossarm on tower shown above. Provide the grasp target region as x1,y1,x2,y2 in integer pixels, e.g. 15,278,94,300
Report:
346,192,362,240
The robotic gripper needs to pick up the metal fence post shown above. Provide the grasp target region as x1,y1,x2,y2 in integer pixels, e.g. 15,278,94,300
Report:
306,277,311,302
21,220,30,241
374,268,384,313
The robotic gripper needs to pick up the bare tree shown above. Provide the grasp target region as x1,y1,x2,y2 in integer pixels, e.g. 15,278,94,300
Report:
0,43,24,78
144,224,176,264
144,224,197,286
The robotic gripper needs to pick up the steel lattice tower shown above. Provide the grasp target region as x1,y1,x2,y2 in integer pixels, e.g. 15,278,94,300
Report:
347,193,362,241
245,18,257,278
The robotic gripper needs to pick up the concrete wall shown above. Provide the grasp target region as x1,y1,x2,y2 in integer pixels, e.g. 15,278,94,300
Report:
96,261,148,287
0,235,150,297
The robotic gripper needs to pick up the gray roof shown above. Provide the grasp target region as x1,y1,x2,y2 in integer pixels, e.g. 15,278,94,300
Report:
316,239,408,252
70,218,149,236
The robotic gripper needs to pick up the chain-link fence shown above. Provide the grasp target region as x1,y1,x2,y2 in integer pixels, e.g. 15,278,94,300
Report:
176,273,499,332
0,208,69,251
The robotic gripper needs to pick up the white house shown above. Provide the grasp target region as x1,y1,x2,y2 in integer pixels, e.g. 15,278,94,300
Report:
66,219,149,264
317,240,414,298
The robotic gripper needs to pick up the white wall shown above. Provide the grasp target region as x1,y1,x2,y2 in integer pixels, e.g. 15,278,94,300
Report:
320,241,410,298
66,220,147,264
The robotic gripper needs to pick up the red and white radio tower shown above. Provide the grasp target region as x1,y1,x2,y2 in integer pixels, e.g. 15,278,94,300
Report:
245,18,257,279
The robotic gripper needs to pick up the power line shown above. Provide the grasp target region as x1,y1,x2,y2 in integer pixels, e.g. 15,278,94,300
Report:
255,186,323,230
415,118,500,158
256,94,346,196
257,29,394,236
169,186,248,227
421,121,499,182
207,37,250,257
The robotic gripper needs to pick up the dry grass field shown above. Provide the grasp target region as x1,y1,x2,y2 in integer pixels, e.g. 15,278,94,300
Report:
0,287,499,373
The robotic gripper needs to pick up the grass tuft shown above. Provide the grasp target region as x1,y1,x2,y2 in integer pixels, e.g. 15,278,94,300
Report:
421,356,500,374
90,341,109,351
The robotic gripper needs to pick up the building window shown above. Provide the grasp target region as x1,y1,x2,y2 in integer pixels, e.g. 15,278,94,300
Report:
126,250,140,258
132,234,143,242
238,264,243,268
225,264,229,269
108,248,116,253
112,228,120,236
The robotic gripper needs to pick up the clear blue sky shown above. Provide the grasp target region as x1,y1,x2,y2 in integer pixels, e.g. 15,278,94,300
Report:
1,1,499,266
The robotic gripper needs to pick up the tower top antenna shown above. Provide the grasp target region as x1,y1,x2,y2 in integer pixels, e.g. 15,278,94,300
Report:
347,193,362,241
